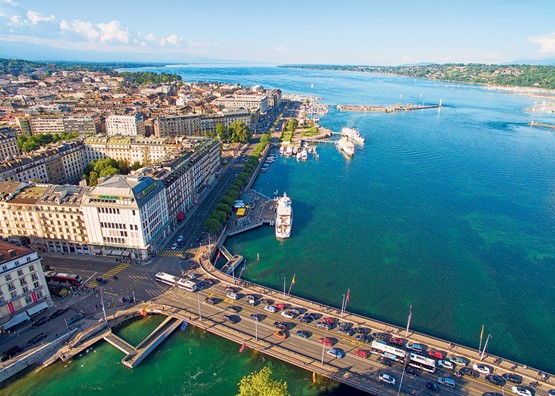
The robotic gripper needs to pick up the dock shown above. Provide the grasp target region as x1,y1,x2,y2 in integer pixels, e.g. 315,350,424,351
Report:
530,121,555,129
337,103,441,112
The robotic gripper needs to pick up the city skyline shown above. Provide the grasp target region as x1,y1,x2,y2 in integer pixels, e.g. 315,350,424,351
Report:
1,0,555,65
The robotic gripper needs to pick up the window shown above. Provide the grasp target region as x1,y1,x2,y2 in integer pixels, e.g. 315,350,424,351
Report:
36,290,43,299
33,281,40,289
20,278,27,286
31,273,38,281
17,269,23,277
22,286,28,293
25,295,33,304
29,265,35,271
10,291,17,299
5,274,11,281
7,283,15,291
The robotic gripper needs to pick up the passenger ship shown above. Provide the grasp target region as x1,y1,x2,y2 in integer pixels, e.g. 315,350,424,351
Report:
341,126,365,144
275,193,293,239
336,136,355,157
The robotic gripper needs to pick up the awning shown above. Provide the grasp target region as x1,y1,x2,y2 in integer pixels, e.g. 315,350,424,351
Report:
111,249,123,255
120,251,129,256
1,311,30,331
177,211,186,221
26,301,49,317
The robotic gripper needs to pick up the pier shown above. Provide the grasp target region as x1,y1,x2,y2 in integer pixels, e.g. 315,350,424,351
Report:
337,103,442,112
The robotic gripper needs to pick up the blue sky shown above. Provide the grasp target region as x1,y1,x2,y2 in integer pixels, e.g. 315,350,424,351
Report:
1,0,554,64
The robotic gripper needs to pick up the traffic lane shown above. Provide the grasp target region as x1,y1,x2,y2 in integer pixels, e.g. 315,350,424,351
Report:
158,286,508,396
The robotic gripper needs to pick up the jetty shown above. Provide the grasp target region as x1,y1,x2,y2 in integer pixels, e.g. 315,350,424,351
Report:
530,121,555,129
337,103,442,112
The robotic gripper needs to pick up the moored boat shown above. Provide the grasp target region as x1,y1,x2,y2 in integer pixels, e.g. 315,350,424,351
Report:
275,193,293,239
341,126,365,144
336,136,355,157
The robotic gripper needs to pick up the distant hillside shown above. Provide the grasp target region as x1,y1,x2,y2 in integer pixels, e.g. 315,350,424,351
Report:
280,64,555,90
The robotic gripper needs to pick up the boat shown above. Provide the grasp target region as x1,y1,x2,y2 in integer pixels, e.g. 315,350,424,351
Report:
341,126,365,144
275,193,293,239
292,146,299,155
301,149,308,160
279,146,284,154
296,152,302,161
285,146,293,157
336,136,355,157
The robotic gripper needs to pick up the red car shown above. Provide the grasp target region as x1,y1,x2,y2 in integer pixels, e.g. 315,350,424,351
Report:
428,349,445,359
354,349,369,359
322,317,336,325
317,337,333,347
274,303,286,310
388,337,404,346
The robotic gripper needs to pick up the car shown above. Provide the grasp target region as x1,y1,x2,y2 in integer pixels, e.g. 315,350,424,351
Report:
27,332,47,346
1,345,23,362
437,377,456,388
274,303,286,310
321,317,336,325
486,375,506,387
337,328,354,336
187,273,198,280
426,381,440,393
170,243,178,250
547,390,555,396
377,357,393,366
482,393,503,396
372,332,390,341
437,360,455,370
273,321,289,330
67,313,83,325
473,364,492,375
406,367,419,377
511,387,533,396
222,314,238,324
264,305,278,313
245,294,257,301
177,235,184,242
249,314,261,321
317,337,333,347
337,321,353,330
326,348,345,358
225,286,237,293
459,367,480,378
502,373,523,384
44,265,55,271
406,342,423,352
246,298,257,306
281,310,298,319
355,334,371,343
32,317,49,328
226,292,238,300
202,279,216,286
388,337,404,346
428,349,445,359
95,277,108,284
260,298,274,305
49,308,68,320
449,356,469,366
379,373,396,385
295,330,311,339
298,313,315,323
226,306,240,313
316,321,332,330
204,297,217,305
274,330,288,339
354,327,370,335
354,349,369,359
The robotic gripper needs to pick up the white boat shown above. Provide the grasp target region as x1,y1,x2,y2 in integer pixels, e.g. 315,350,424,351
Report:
301,149,308,160
285,146,293,157
279,146,284,154
292,146,299,155
341,126,365,144
336,136,355,157
296,152,302,161
275,193,293,239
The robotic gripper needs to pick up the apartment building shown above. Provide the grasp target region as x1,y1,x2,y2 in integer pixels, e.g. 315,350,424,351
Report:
213,94,269,113
0,127,20,160
106,115,145,136
15,114,101,135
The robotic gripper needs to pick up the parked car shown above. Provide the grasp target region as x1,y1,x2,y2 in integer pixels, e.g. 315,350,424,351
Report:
260,298,274,305
295,330,311,339
316,321,332,330
273,321,289,330
437,377,456,388
388,337,404,346
449,356,469,366
32,317,49,328
226,306,240,313
379,373,396,385
317,337,333,347
222,314,238,324
511,387,533,396
67,313,83,325
49,308,68,320
225,292,238,300
354,349,369,359
274,303,286,310
406,342,423,353
27,332,47,346
473,364,492,375
177,235,184,242
426,381,440,392
321,317,336,325
170,243,178,250
354,327,370,335
249,314,261,321
337,328,354,336
274,330,288,339
204,298,217,305
438,360,455,370
246,298,257,306
406,367,419,377
428,349,445,359
225,286,237,293
486,375,506,387
95,277,108,284
355,334,371,343
265,305,278,313
372,332,390,341
187,273,198,280
459,367,480,378
1,345,23,362
377,357,393,366
326,348,345,358
502,373,523,384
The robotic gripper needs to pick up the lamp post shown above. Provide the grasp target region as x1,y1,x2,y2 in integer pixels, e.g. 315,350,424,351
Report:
397,359,409,396
197,293,202,321
320,328,328,365
255,319,258,341
405,305,413,337
280,276,286,299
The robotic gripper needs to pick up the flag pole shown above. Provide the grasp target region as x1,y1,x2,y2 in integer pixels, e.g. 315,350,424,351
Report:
287,274,295,295
340,293,346,318
479,324,485,353
405,305,413,337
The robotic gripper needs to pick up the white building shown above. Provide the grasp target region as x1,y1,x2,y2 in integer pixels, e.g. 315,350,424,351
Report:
0,127,20,160
213,94,269,113
81,175,170,260
106,115,145,137
0,242,52,332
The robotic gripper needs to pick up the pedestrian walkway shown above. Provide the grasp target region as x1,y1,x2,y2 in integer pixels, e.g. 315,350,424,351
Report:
88,263,130,287
159,249,186,257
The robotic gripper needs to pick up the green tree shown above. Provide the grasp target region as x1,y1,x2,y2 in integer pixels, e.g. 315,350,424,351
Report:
130,161,142,171
285,118,298,132
237,367,290,396
229,121,251,143
221,196,235,206
211,210,227,224
204,218,221,235
216,203,232,215
216,123,228,141
89,171,99,187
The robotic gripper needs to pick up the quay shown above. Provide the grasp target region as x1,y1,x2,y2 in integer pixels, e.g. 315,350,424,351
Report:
337,103,441,112
530,121,555,129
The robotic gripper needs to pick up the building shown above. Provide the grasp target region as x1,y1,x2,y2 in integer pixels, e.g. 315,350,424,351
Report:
15,115,101,135
200,110,253,136
154,114,202,138
0,241,52,332
106,115,145,136
213,94,269,113
0,127,20,160
81,175,170,260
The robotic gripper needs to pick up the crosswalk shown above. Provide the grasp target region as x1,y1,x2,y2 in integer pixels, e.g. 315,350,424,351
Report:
127,274,151,281
159,249,193,258
89,263,130,287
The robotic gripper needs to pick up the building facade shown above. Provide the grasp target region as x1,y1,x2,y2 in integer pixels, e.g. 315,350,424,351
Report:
0,242,52,332
0,127,20,160
213,94,269,113
106,115,145,136
15,115,101,135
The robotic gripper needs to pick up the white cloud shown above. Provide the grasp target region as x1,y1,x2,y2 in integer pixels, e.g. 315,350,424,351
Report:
159,34,181,46
9,14,24,25
145,33,156,42
60,19,100,41
274,45,288,53
26,10,55,25
529,32,555,54
97,20,129,43
60,19,129,43
3,0,18,6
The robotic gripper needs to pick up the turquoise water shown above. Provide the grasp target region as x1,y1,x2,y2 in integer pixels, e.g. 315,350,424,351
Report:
3,66,554,394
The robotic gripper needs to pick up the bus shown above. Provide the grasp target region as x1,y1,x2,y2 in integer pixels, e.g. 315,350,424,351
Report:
370,340,407,362
44,271,83,286
155,272,180,286
408,352,436,373
176,279,198,292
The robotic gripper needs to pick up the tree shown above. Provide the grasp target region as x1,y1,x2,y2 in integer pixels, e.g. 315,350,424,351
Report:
221,196,235,206
229,121,251,143
216,123,229,141
285,118,298,132
237,367,290,396
216,203,231,215
130,161,142,171
89,171,99,187
204,218,221,235
211,210,227,224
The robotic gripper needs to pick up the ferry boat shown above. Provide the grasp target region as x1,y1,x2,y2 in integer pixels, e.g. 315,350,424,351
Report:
341,126,365,144
336,136,355,157
275,193,293,239
285,146,293,157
